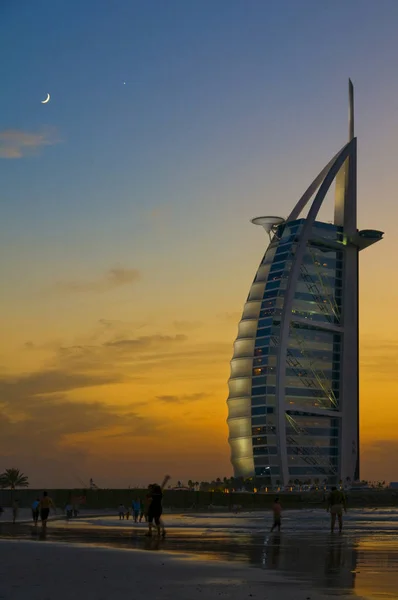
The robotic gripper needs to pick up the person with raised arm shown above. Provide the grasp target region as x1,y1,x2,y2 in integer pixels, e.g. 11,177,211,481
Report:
146,475,170,538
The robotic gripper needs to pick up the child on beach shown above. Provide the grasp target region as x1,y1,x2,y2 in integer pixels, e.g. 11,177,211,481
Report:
271,497,282,532
32,498,40,524
118,504,126,520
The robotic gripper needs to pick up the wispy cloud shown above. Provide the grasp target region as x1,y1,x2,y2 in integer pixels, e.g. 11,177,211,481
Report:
1,321,230,485
0,369,121,403
54,267,141,293
105,334,187,350
156,393,209,404
0,127,60,159
0,395,158,467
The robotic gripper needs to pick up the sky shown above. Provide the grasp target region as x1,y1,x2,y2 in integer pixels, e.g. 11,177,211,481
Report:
1,0,398,488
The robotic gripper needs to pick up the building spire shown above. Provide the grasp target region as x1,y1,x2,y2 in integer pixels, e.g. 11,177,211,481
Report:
333,79,357,232
349,78,354,141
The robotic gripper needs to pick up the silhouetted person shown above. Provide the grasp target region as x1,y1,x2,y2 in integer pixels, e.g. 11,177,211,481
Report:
65,502,73,520
270,497,282,532
32,498,40,525
146,475,170,537
118,504,126,520
39,492,55,532
327,486,347,533
131,498,139,522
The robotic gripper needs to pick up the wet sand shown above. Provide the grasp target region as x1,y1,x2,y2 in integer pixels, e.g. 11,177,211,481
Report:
0,539,353,600
1,509,398,598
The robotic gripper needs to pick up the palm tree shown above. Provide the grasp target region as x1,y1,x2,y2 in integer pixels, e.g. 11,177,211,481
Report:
0,468,29,505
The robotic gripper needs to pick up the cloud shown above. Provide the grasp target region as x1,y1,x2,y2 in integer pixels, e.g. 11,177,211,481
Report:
173,320,202,331
0,396,157,466
0,318,231,486
0,369,121,403
49,337,229,378
54,267,141,293
105,334,187,350
156,393,209,404
0,127,60,159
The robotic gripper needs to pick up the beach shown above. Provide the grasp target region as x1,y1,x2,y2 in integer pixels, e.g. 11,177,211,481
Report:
0,539,354,600
1,509,398,599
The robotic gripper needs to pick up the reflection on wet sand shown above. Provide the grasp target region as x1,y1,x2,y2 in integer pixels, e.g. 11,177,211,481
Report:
261,532,358,591
1,513,397,598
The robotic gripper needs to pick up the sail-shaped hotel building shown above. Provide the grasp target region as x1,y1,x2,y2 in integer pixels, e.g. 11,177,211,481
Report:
227,81,383,486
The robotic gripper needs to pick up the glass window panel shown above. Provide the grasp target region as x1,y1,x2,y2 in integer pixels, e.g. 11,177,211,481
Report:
265,280,281,291
258,317,273,329
263,290,279,300
252,376,267,387
252,386,266,396
252,396,266,406
252,406,266,415
251,416,267,425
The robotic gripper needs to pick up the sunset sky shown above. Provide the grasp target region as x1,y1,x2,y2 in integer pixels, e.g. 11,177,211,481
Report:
1,0,398,488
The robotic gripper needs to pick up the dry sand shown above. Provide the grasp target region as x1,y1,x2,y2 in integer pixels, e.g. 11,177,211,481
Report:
0,539,364,600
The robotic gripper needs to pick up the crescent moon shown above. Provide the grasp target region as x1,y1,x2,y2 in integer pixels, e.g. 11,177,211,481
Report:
41,93,51,104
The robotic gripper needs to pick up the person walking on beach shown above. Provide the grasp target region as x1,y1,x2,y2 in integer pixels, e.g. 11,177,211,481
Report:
271,497,282,532
39,492,56,532
32,498,40,525
327,486,347,533
12,500,19,524
65,502,73,520
146,475,170,538
132,498,140,523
